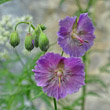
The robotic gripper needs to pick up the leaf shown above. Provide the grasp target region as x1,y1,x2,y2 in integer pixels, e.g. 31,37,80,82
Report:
72,96,83,107
86,75,107,88
59,0,65,7
100,63,110,73
0,0,11,4
87,91,101,97
31,91,44,101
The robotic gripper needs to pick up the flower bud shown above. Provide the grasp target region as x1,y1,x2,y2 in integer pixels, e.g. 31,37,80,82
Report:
25,33,34,51
40,24,46,31
10,31,20,48
32,28,40,48
39,32,49,52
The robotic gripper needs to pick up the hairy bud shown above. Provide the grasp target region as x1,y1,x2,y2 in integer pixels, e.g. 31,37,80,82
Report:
32,28,40,48
10,31,20,48
25,33,34,51
39,32,49,52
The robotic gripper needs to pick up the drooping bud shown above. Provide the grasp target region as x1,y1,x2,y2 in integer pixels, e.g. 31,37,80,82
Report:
39,32,49,52
32,28,40,48
25,33,34,51
10,31,20,48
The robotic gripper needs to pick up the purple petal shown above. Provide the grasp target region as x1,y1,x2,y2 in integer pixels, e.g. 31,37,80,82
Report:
77,13,95,34
32,52,85,100
59,16,77,33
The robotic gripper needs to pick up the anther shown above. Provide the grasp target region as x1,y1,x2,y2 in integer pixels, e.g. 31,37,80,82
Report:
78,43,83,46
84,40,89,43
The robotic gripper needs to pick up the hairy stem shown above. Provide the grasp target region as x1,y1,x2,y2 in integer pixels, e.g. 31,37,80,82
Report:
53,98,57,110
86,0,93,11
14,48,25,66
82,53,88,110
75,0,83,12
14,21,35,31
61,51,64,56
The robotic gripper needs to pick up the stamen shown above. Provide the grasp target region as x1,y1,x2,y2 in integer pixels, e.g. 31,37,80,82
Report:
71,30,89,46
73,33,84,43
84,40,89,43
78,43,83,46
58,77,61,87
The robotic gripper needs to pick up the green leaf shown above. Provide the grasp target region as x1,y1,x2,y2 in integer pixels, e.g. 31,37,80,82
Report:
86,75,107,88
87,91,101,97
100,63,110,73
31,91,44,101
0,0,11,4
59,0,65,7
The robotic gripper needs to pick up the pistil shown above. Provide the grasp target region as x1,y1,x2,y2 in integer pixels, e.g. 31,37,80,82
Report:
71,31,89,46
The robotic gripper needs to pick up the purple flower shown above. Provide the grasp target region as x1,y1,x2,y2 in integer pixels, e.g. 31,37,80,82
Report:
57,13,95,57
32,52,85,100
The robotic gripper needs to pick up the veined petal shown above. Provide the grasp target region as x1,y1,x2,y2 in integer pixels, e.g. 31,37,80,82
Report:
77,13,95,34
57,13,96,57
59,16,77,32
33,53,85,100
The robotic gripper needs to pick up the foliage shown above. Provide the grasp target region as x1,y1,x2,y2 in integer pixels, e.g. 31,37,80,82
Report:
0,0,11,4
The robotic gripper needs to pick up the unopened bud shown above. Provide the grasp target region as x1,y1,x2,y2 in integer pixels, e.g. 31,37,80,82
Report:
39,32,49,52
10,31,20,48
25,33,34,51
40,24,46,31
32,28,40,48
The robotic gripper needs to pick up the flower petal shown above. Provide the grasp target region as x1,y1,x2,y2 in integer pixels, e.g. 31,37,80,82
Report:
33,53,85,100
77,13,95,34
59,16,77,32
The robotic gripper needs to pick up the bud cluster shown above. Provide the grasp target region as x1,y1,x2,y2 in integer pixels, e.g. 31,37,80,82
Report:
9,23,49,52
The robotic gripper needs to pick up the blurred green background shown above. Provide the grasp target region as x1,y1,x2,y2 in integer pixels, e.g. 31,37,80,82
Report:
0,0,110,110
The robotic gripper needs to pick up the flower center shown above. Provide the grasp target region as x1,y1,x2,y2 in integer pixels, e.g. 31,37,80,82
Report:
55,70,63,87
71,30,89,46
56,70,63,77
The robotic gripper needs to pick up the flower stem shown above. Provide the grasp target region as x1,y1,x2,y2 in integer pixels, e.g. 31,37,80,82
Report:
53,98,57,110
75,0,83,12
61,51,64,56
82,53,88,110
14,48,25,66
82,85,86,110
14,21,35,31
28,22,31,33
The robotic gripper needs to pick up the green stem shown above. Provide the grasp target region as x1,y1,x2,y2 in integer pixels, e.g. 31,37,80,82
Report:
82,85,86,110
61,51,64,56
82,53,88,110
38,24,43,33
86,0,93,11
14,21,35,31
14,48,25,66
75,0,83,12
29,22,31,33
53,98,57,110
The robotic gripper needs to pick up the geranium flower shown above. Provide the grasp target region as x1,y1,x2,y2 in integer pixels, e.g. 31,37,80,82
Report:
57,13,95,57
32,52,85,100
